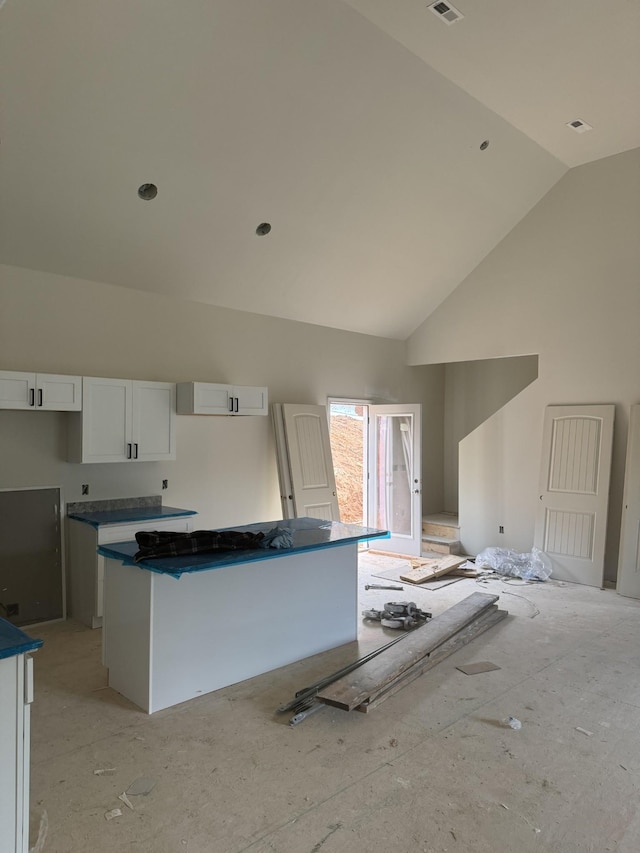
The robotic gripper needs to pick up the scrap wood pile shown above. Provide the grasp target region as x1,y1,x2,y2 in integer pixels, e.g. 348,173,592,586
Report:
370,552,481,582
278,592,507,725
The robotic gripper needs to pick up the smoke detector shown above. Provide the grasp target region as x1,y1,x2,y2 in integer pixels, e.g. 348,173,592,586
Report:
428,2,464,25
566,119,593,134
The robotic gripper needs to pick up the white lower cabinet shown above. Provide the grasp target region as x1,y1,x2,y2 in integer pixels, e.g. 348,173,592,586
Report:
0,370,82,411
68,515,195,628
68,377,176,463
0,640,40,853
177,382,268,415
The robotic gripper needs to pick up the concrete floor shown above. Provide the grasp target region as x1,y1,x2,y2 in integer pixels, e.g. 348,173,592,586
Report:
26,552,640,853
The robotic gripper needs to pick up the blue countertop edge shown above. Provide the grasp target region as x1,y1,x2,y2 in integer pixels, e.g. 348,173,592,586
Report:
68,505,198,528
0,617,44,660
98,517,390,579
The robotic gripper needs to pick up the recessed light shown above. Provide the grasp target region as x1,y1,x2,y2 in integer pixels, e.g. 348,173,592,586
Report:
256,222,272,236
566,119,593,134
138,183,158,200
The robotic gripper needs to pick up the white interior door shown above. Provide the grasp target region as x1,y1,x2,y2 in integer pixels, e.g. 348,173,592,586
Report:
617,405,640,599
534,404,615,586
273,404,340,521
368,404,422,555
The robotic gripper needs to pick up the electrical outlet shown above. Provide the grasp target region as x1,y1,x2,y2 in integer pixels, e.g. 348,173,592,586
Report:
7,603,19,617
499,525,504,534
162,479,168,490
82,484,89,495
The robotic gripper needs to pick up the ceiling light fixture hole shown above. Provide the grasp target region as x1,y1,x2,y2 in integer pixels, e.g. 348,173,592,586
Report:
138,183,158,201
480,140,490,151
256,222,272,236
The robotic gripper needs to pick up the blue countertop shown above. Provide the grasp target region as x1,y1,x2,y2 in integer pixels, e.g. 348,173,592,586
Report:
0,617,43,660
68,505,198,528
98,517,389,579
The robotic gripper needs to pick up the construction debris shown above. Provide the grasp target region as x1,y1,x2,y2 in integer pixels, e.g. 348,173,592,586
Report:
277,632,412,721
362,601,431,630
399,555,467,584
104,809,123,821
317,592,507,713
126,777,157,797
456,661,501,675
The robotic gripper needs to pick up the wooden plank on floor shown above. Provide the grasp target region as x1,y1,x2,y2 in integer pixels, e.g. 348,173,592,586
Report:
369,549,429,563
355,608,508,712
400,555,467,584
316,592,499,711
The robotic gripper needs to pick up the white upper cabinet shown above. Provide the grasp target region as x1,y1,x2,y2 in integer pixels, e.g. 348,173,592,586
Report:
132,380,177,461
176,382,268,415
235,385,269,415
0,370,82,411
69,377,176,463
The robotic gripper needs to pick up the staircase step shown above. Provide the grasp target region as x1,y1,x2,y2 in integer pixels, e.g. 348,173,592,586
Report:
421,534,463,556
423,521,460,538
422,513,460,538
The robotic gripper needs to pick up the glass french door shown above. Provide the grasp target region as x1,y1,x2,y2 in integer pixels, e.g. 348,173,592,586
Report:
368,404,422,555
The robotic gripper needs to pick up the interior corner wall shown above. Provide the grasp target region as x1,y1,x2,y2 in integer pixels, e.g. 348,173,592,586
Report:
0,264,442,529
407,148,640,582
443,355,539,512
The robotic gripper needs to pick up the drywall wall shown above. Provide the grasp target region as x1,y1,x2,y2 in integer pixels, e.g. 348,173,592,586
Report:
0,264,444,528
408,148,640,582
443,355,539,512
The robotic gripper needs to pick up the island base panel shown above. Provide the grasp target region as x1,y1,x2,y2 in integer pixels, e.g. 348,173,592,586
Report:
104,543,358,713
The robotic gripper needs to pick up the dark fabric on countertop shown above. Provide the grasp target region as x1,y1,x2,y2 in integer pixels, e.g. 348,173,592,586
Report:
133,527,292,562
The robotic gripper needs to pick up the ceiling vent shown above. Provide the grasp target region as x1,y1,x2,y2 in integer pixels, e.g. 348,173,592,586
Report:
566,119,593,134
428,2,464,25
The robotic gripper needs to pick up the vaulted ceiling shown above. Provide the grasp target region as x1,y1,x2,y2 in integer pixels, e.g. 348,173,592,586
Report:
1,1,638,339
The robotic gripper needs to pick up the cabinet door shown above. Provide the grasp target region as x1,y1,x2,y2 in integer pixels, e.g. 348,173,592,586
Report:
177,382,233,414
36,374,82,411
0,371,35,409
0,655,22,852
80,377,132,463
233,385,268,416
132,381,176,461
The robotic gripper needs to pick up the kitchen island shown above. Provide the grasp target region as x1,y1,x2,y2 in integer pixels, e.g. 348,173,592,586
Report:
99,517,388,713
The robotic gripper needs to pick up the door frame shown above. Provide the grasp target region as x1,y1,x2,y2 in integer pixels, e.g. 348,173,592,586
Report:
368,403,422,556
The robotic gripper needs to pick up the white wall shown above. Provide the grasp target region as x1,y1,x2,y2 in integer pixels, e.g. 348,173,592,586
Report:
408,148,640,582
443,355,538,512
0,264,444,528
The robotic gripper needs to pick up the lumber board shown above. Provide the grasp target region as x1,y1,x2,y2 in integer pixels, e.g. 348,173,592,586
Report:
399,555,467,584
369,549,430,563
316,592,499,710
355,608,507,712
448,568,480,578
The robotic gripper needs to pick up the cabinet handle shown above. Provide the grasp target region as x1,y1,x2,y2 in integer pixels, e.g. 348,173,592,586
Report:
228,397,234,413
235,396,239,413
134,443,139,459
29,388,35,407
38,388,43,407
127,443,132,459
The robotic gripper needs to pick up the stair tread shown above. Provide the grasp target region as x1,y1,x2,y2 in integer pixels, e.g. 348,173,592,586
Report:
421,533,461,544
422,513,459,526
